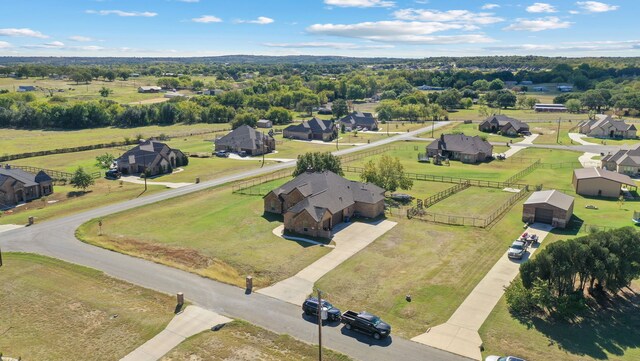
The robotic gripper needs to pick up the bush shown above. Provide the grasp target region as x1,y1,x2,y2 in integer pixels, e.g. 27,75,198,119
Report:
504,279,537,316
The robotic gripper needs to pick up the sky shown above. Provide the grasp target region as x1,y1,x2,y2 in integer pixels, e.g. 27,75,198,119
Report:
0,0,637,58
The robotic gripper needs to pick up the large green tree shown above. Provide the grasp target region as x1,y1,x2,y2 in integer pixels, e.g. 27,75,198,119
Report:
293,152,343,177
360,154,413,192
71,167,95,192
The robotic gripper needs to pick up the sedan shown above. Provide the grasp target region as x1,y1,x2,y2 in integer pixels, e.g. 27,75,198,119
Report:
507,240,527,260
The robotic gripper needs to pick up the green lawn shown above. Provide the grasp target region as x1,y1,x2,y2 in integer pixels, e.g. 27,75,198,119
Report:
583,136,640,146
427,187,517,216
76,179,330,288
0,123,227,156
480,279,640,361
0,253,174,361
0,179,165,225
161,320,351,361
529,120,583,145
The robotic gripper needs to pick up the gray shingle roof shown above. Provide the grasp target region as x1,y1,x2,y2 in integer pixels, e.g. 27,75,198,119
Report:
483,115,529,132
0,167,51,187
524,190,574,211
284,118,336,135
427,134,493,155
117,140,181,168
215,125,271,151
272,171,385,222
339,112,377,128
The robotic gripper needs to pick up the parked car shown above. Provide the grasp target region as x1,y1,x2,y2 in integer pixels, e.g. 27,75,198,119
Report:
485,356,526,361
215,150,229,158
341,310,391,339
105,169,122,179
238,150,248,157
302,297,341,321
507,240,527,259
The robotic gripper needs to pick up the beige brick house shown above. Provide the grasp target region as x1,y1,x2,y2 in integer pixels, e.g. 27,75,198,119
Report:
264,171,385,238
0,165,53,207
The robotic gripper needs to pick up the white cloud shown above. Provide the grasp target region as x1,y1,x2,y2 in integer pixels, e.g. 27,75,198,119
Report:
576,1,619,13
78,45,104,51
24,41,65,49
324,0,395,8
0,41,12,49
504,17,571,31
192,15,222,23
526,3,557,13
392,9,503,25
69,35,93,42
0,28,48,38
263,42,394,49
236,16,274,25
569,10,580,14
86,10,158,17
307,21,495,44
481,3,500,9
177,0,200,2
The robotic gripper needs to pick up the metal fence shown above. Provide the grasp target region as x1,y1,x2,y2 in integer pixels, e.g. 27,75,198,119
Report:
7,165,101,180
423,182,470,208
340,145,397,164
504,159,541,185
231,169,292,195
405,188,530,228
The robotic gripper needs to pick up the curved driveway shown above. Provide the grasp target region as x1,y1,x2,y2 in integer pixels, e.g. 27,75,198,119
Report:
1,122,472,361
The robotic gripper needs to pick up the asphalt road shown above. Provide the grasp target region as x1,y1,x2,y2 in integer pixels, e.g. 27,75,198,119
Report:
1,121,472,361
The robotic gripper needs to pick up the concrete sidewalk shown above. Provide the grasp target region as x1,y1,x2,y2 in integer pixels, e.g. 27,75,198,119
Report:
258,220,397,305
120,305,232,361
412,223,553,360
120,176,193,189
501,134,538,158
578,152,601,168
0,224,23,234
568,132,598,145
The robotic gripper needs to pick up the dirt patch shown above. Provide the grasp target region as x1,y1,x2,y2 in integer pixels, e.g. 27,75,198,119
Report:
112,237,213,269
129,98,169,105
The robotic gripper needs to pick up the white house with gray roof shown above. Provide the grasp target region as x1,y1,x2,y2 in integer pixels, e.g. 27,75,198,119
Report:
579,115,637,139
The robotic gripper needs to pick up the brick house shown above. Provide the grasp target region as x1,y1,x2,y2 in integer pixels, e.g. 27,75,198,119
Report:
579,115,637,139
283,118,337,142
426,134,493,164
0,165,53,207
116,140,187,176
214,125,275,156
264,171,385,238
338,112,379,131
478,115,530,136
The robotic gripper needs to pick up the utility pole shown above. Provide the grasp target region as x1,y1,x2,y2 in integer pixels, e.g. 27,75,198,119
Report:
261,130,265,168
386,120,389,137
0,246,3,267
431,118,435,138
317,289,323,361
556,117,561,144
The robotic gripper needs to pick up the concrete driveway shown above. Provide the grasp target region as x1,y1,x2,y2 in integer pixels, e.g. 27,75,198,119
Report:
412,223,553,360
258,219,397,305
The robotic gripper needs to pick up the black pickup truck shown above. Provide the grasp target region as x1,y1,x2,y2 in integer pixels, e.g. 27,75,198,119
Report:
341,311,391,339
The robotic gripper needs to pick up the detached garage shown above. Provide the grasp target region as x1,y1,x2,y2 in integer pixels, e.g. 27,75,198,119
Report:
522,190,574,229
573,168,636,198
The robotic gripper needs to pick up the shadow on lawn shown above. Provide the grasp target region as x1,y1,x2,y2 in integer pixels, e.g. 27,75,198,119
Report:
518,288,640,360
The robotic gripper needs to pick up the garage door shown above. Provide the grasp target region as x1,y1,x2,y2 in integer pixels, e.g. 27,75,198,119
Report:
534,208,554,224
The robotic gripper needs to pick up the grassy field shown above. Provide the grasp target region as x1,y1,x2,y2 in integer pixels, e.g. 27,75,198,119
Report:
427,187,518,216
0,253,174,361
0,123,228,156
76,178,330,288
0,179,165,225
0,76,199,104
161,320,351,361
480,278,640,360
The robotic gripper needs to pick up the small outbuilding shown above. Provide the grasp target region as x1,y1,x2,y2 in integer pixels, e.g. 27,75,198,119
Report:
256,119,273,128
522,190,574,229
572,168,636,198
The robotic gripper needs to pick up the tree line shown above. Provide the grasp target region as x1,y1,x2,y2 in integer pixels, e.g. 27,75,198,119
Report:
505,227,640,320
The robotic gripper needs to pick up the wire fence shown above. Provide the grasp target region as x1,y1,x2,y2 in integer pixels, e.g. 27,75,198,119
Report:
340,145,397,164
504,159,541,185
5,165,101,180
231,169,292,195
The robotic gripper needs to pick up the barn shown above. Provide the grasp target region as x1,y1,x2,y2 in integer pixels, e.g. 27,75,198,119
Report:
573,168,636,198
522,190,574,229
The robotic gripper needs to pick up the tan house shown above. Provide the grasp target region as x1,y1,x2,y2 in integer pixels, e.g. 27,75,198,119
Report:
579,115,637,139
522,190,574,229
478,115,529,136
214,125,275,156
572,168,636,198
116,140,187,176
601,143,640,176
0,165,53,207
264,170,385,238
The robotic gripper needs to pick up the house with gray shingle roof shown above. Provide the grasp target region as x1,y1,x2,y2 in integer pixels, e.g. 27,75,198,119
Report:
338,112,378,131
426,134,493,164
579,115,637,139
0,165,53,207
478,115,529,136
601,143,640,175
263,170,385,238
283,118,337,142
214,125,275,156
116,140,186,176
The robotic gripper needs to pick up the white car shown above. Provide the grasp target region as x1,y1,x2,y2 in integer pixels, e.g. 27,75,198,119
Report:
485,356,526,361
